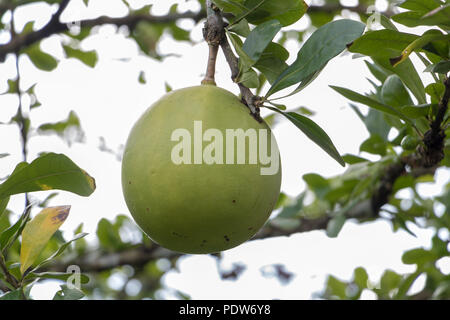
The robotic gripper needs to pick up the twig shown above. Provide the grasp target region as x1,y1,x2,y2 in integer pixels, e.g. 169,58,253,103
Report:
200,2,262,121
0,9,206,61
201,1,223,85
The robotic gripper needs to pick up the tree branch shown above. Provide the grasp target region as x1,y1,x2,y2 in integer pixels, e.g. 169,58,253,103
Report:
0,9,206,61
371,77,449,214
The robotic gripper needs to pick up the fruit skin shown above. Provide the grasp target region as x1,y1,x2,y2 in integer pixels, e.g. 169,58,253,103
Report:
121,85,281,254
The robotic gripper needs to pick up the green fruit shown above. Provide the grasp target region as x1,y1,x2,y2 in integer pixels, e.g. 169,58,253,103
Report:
121,85,281,254
401,135,420,150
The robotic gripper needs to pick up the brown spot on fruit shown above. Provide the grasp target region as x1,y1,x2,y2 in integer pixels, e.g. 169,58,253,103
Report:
232,199,236,203
248,227,253,230
224,235,230,242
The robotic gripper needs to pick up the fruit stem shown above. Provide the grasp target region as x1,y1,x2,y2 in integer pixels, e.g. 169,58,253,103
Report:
201,0,223,86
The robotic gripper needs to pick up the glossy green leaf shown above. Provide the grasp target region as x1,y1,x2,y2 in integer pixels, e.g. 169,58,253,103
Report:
266,19,365,97
425,83,445,103
381,75,412,108
426,60,450,74
243,19,282,63
392,4,450,28
242,0,308,27
349,30,419,57
266,107,345,166
212,0,247,16
390,30,449,67
0,153,96,199
401,104,434,119
254,57,288,84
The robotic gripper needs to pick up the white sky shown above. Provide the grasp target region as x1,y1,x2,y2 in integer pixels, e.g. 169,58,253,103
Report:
0,0,449,299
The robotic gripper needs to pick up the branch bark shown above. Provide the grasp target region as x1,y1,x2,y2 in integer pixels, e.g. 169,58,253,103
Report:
0,9,206,61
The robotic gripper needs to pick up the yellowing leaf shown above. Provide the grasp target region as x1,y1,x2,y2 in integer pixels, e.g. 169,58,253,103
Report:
20,206,71,274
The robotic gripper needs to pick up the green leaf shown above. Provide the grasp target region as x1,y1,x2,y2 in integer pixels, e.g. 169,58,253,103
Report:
353,267,369,289
212,0,247,16
242,19,282,63
426,60,450,74
2,79,18,95
326,214,346,238
380,270,402,295
0,207,29,250
0,153,96,199
0,196,8,219
239,67,260,88
349,30,426,103
342,154,369,164
398,0,440,12
24,44,58,71
402,248,436,266
365,60,391,83
326,275,347,299
227,18,250,37
425,83,445,103
330,86,412,124
349,30,419,57
254,57,288,84
37,233,88,269
392,4,450,28
0,289,22,300
381,75,412,108
266,107,345,166
20,206,71,273
266,19,365,97
360,135,387,156
25,271,89,284
242,0,308,27
63,45,98,68
401,104,434,119
277,193,305,218
227,31,254,70
389,30,450,67
38,111,84,146
53,284,85,300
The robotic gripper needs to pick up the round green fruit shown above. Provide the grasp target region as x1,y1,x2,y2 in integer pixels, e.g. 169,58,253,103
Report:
121,85,281,254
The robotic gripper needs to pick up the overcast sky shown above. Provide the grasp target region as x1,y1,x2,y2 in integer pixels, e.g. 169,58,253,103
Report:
0,0,449,299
